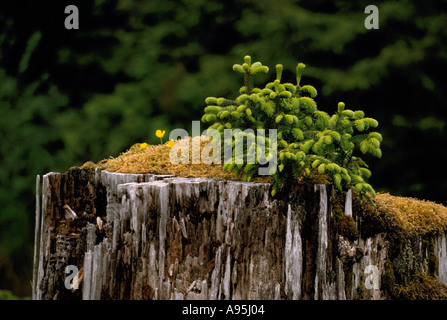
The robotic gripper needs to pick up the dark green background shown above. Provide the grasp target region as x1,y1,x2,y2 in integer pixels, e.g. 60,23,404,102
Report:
1,0,446,297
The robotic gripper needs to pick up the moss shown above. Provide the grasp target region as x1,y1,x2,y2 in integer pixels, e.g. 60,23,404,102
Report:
81,161,97,170
380,234,447,300
79,137,447,237
429,254,439,275
331,189,346,220
331,189,359,241
303,168,331,185
86,137,273,183
381,258,397,298
349,190,447,238
393,275,447,300
355,284,365,300
392,238,423,285
338,214,359,241
374,193,447,235
384,271,447,300
80,136,334,189
352,191,387,238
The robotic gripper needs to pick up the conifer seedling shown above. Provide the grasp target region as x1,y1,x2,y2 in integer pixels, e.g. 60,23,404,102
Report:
202,56,382,198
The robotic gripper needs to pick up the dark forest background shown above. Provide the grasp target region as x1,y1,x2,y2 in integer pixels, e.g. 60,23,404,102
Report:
1,0,446,297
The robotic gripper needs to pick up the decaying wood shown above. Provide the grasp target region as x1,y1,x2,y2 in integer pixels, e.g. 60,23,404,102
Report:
32,175,41,300
33,169,447,300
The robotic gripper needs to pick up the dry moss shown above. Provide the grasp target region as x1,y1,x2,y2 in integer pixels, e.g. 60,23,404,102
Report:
392,274,447,300
91,136,329,185
348,190,447,237
94,136,273,183
375,193,447,235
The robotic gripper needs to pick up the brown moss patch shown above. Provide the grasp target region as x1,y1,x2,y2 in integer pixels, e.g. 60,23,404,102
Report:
92,136,273,183
375,193,447,235
338,214,359,241
391,274,447,300
89,136,330,185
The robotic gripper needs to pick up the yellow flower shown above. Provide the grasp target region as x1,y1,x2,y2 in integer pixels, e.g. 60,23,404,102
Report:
155,130,166,139
155,130,166,144
167,140,175,148
140,142,148,149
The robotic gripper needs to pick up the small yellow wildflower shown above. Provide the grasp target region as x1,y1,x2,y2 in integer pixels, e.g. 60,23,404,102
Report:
167,140,175,148
155,130,166,144
140,142,148,149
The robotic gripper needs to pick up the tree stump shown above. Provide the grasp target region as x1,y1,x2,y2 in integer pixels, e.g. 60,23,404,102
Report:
33,169,447,300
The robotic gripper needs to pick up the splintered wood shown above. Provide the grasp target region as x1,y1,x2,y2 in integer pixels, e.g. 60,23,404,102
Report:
33,169,447,300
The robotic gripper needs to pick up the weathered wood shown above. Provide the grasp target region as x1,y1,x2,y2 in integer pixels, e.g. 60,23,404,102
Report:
436,234,447,284
33,169,447,300
32,175,41,300
345,189,352,217
284,204,302,299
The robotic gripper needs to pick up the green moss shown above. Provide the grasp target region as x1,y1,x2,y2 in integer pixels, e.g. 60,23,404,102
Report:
392,238,422,285
81,161,98,170
381,258,397,298
352,191,387,238
383,257,447,300
339,214,359,241
68,166,95,182
331,189,360,241
332,189,346,220
381,236,447,300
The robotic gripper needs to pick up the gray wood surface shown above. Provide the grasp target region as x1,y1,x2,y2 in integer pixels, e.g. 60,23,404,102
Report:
33,169,447,300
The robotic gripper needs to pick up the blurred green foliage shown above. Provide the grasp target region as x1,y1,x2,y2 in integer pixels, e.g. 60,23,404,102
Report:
0,0,446,296
0,289,29,300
